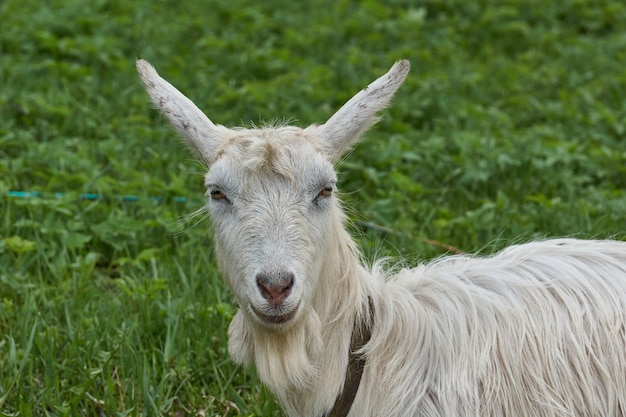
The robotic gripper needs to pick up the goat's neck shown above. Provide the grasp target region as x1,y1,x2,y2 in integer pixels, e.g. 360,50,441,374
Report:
228,220,371,417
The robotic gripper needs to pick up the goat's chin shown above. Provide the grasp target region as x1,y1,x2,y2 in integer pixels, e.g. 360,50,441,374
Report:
248,301,301,331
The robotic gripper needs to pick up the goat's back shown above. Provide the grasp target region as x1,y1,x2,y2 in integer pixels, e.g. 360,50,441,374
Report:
361,239,626,417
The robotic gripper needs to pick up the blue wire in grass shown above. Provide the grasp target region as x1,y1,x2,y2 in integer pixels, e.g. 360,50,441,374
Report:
6,191,188,204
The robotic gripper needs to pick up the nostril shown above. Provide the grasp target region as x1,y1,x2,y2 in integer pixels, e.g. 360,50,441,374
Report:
256,271,294,306
281,271,294,292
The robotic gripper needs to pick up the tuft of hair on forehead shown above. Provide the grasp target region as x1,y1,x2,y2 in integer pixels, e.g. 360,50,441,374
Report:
215,126,327,182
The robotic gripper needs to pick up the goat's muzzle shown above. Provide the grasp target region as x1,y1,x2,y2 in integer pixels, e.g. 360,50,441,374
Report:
252,271,299,325
256,271,294,306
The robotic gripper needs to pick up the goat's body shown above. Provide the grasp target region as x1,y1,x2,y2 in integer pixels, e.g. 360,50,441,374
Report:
137,59,626,417
359,238,626,417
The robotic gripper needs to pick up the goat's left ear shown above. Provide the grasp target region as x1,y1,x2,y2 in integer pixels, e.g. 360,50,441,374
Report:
136,59,230,165
305,60,410,163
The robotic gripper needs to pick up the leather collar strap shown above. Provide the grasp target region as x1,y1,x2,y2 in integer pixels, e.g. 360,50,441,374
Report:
324,298,374,417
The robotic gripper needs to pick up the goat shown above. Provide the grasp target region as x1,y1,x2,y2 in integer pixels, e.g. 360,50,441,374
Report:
137,59,626,417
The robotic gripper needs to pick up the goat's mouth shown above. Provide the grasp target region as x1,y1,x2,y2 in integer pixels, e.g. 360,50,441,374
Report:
250,303,300,325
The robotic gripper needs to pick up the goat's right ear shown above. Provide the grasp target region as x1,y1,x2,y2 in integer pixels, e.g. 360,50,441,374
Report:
136,59,229,165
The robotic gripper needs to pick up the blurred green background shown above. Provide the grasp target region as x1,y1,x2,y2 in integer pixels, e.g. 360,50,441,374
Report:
1,0,625,415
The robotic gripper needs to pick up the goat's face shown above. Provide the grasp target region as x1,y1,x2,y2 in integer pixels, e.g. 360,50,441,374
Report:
205,128,338,330
136,58,409,330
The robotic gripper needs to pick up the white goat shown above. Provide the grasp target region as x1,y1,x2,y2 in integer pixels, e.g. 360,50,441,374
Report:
137,59,626,417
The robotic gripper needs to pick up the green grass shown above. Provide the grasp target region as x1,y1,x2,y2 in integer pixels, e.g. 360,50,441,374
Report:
1,0,625,415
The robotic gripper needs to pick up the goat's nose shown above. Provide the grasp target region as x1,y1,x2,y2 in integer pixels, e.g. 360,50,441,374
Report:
256,271,294,306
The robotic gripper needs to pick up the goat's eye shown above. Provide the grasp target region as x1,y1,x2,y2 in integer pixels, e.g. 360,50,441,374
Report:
210,189,226,201
313,182,336,207
319,185,333,198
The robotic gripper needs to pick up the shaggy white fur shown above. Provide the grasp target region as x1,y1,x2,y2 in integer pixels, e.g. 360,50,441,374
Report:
361,239,626,416
137,59,626,417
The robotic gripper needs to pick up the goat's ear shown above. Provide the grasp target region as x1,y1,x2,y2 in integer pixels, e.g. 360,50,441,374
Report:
306,60,410,163
136,59,230,165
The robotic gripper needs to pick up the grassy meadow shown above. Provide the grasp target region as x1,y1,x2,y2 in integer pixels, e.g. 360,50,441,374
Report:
1,0,625,415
